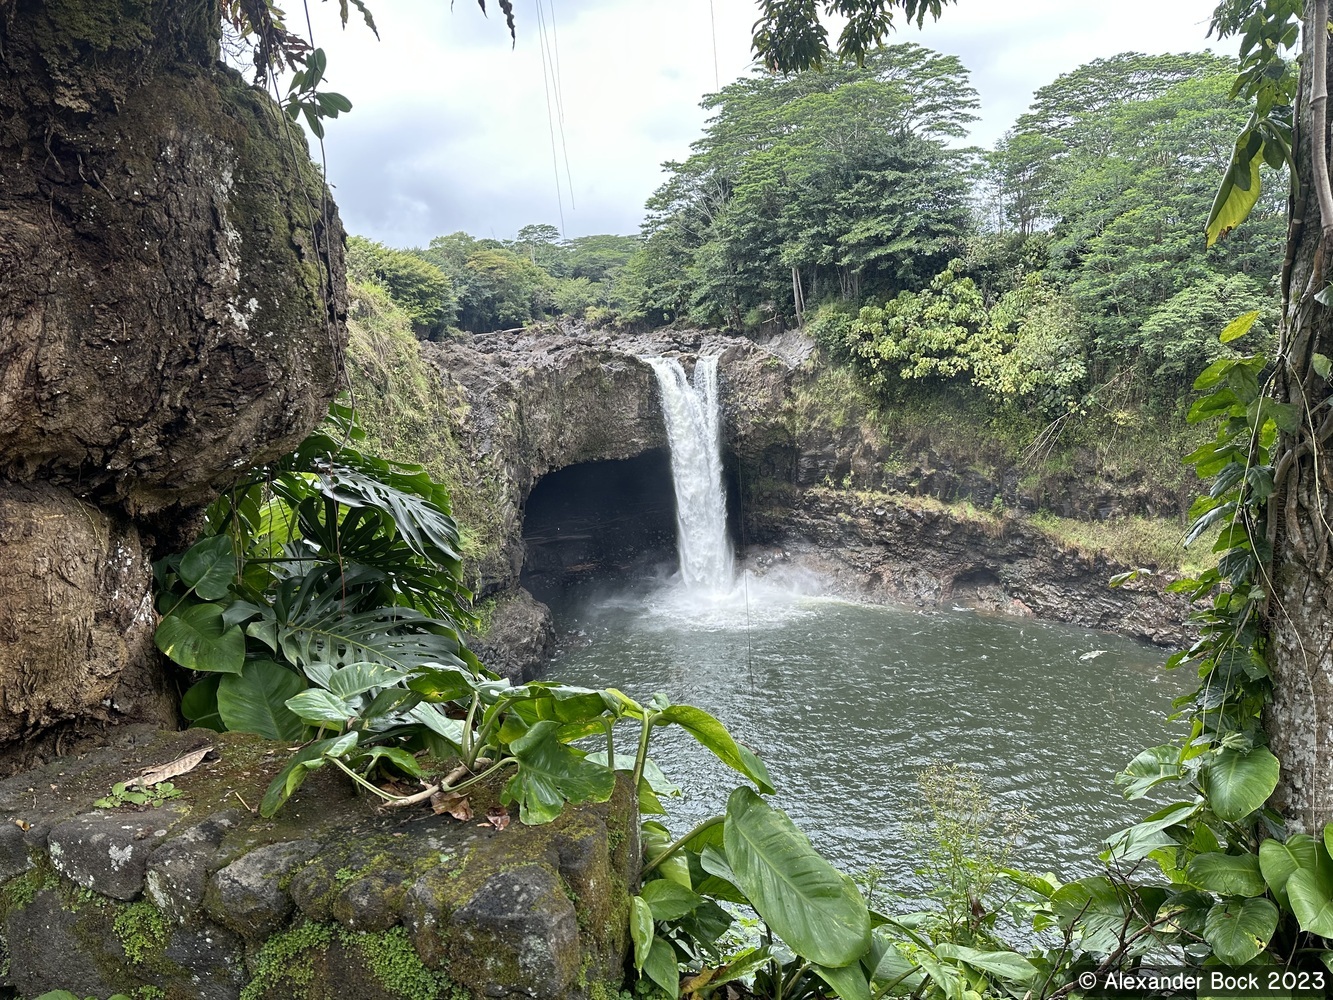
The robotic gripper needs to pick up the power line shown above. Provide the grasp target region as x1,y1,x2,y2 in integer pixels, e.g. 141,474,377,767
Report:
545,0,576,209
533,0,567,233
709,0,720,91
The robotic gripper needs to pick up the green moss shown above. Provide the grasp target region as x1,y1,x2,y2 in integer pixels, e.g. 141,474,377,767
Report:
0,855,61,918
240,920,334,1000
134,987,167,1000
114,899,171,965
240,921,473,1000
42,0,154,52
353,925,458,999
470,596,498,638
587,980,635,1000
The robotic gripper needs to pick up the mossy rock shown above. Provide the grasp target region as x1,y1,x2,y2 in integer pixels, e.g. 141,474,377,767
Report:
0,728,637,1000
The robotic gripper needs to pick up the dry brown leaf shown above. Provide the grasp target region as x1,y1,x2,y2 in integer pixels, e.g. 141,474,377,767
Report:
128,745,213,789
484,805,510,831
430,792,473,821
13,818,29,832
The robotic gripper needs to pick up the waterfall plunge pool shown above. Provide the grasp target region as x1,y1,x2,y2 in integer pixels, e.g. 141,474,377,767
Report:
545,575,1187,901
530,354,1188,899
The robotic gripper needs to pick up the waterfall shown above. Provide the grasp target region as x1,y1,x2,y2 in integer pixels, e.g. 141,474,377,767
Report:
646,356,736,591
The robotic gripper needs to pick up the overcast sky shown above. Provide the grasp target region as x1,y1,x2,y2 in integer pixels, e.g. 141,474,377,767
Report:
299,0,1227,248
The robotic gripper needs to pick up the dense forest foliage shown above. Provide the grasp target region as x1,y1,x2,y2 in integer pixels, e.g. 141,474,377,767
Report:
348,46,1286,421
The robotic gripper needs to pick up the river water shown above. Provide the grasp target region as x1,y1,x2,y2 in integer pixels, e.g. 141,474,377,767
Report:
545,575,1187,898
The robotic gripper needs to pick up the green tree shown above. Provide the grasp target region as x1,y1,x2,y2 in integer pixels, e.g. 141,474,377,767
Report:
634,44,977,327
1002,56,1290,397
1134,271,1275,391
346,235,457,339
417,232,556,333
564,233,640,283
510,223,569,276
834,260,992,385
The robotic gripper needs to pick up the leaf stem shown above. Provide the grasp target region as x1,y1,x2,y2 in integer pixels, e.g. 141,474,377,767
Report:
631,712,655,795
461,692,480,768
780,960,809,999
378,756,517,810
328,754,398,801
640,815,725,876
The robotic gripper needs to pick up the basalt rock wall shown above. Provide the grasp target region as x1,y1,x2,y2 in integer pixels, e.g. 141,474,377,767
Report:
744,485,1191,646
0,2,346,753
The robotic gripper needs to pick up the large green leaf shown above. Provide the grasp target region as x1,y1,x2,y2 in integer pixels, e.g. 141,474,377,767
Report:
407,664,478,702
285,688,354,728
1103,801,1198,862
217,661,308,741
180,675,224,731
1185,852,1267,897
933,944,1038,983
629,896,653,974
155,603,246,674
508,683,617,726
655,705,774,793
1203,897,1277,965
315,461,462,569
318,661,408,699
813,960,872,1000
1115,744,1181,799
260,733,358,817
272,570,469,672
642,934,679,998
359,745,423,778
708,947,773,989
864,931,924,992
1259,834,1321,907
1204,747,1279,821
1288,865,1333,937
639,879,703,921
178,534,235,600
641,821,691,889
723,786,870,967
503,720,617,824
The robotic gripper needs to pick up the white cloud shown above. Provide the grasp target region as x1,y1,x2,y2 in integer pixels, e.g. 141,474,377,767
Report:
301,0,1226,247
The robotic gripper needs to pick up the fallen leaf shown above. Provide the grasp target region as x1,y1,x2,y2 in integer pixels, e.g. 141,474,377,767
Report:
128,745,213,789
14,819,29,832
431,792,473,821
484,805,510,831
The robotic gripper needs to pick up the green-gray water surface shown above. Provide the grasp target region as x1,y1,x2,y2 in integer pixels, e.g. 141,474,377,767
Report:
545,577,1187,895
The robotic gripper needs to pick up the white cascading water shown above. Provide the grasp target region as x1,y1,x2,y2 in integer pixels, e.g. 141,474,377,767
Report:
646,356,736,592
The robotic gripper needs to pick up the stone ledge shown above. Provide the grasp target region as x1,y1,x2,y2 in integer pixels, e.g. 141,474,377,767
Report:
0,726,636,1000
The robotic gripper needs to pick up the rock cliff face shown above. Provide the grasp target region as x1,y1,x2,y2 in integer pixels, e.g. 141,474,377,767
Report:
420,324,1189,650
0,2,345,750
744,486,1191,646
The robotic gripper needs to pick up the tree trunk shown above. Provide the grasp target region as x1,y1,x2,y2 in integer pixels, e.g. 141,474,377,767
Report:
1265,8,1333,832
0,0,347,749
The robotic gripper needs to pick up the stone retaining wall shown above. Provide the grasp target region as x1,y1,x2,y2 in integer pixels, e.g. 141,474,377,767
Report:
0,727,636,1000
